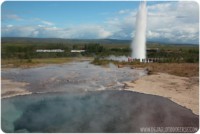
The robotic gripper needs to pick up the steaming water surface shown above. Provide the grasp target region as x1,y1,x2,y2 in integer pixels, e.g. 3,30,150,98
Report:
1,61,199,133
2,61,146,93
2,91,199,133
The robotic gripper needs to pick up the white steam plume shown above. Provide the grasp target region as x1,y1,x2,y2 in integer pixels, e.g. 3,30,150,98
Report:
131,1,147,62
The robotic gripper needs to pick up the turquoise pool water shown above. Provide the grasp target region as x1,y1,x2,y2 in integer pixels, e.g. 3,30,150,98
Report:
2,90,199,133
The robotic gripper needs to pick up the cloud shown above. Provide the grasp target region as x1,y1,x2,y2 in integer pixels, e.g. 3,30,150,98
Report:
7,24,13,28
37,25,112,39
30,18,55,26
2,25,37,37
2,14,23,21
1,1,199,44
146,1,199,43
41,20,54,26
118,9,130,14
106,1,199,43
104,13,136,39
2,25,112,39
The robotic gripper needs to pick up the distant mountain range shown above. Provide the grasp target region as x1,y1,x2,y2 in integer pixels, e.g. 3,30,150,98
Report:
1,37,130,45
1,37,199,46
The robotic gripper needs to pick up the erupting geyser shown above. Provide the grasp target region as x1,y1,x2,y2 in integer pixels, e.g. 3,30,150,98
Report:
131,1,147,62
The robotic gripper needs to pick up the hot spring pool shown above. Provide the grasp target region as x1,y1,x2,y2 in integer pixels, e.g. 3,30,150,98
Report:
2,90,198,133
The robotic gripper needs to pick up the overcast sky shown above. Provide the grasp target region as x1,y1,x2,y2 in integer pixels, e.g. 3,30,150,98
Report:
1,1,199,44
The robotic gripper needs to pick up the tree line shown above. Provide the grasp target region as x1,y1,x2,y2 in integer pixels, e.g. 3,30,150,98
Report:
2,42,199,63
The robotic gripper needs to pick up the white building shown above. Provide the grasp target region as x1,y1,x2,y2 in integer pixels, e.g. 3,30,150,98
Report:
71,50,85,53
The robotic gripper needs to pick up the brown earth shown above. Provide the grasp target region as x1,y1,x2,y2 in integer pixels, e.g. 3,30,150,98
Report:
124,73,199,115
130,63,199,77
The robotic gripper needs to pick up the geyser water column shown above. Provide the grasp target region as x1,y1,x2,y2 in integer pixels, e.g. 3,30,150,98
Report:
131,1,147,62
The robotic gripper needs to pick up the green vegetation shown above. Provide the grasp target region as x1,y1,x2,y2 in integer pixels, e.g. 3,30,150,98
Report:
1,37,199,68
147,47,199,63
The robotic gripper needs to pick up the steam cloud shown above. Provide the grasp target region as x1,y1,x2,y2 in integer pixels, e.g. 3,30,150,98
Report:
106,55,128,62
131,1,147,61
2,91,199,133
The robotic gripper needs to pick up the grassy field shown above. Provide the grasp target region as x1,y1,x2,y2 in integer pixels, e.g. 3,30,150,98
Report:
131,62,199,77
91,59,199,77
1,37,199,76
2,37,198,62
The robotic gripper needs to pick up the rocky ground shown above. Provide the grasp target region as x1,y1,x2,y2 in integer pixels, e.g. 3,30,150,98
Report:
1,79,32,99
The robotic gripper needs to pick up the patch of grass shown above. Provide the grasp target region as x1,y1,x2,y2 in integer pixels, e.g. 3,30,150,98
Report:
91,58,199,77
131,62,199,77
137,63,199,77
91,58,117,66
